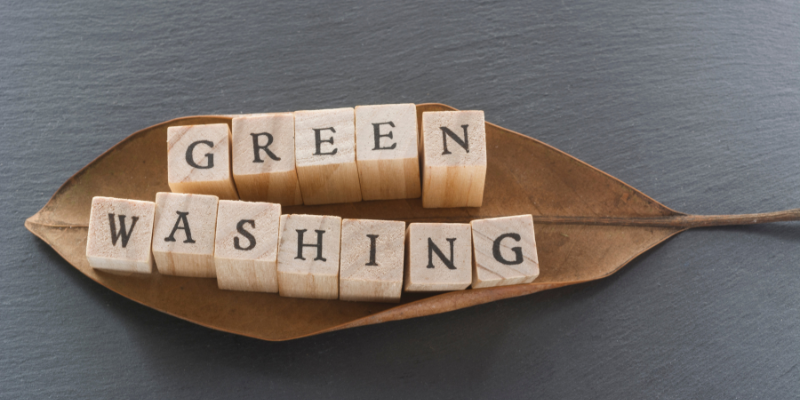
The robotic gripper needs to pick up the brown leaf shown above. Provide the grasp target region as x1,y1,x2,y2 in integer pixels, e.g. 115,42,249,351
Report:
24,104,800,341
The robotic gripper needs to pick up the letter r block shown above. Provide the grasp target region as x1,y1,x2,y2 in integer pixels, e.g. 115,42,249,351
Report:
276,214,342,299
86,196,156,274
421,111,487,208
152,192,219,277
471,215,539,288
167,123,239,200
405,222,472,292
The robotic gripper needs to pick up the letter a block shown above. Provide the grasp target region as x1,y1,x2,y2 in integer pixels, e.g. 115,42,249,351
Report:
277,214,342,299
471,215,539,288
86,196,156,274
355,104,421,201
405,223,472,291
152,192,219,277
421,111,487,208
294,108,362,205
231,114,303,206
339,219,406,302
167,123,238,200
214,200,281,292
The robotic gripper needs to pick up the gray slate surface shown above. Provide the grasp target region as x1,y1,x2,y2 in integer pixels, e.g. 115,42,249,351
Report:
2,1,798,398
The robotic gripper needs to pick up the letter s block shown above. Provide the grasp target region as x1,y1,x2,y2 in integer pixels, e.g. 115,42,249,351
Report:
276,214,342,299
405,222,472,292
152,192,219,277
470,215,539,288
167,123,239,200
86,196,156,274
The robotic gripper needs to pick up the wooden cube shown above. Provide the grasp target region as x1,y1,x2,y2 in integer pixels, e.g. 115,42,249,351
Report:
276,214,342,299
421,111,487,208
214,200,281,292
167,123,239,200
85,196,156,274
339,219,406,302
294,108,362,205
231,114,303,206
152,192,219,277
405,222,472,291
471,215,539,288
355,104,421,201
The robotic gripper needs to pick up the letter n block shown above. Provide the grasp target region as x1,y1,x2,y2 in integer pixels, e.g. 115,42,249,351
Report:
294,108,362,205
355,104,421,201
214,200,281,292
85,196,156,274
277,214,342,299
231,114,303,206
471,215,539,288
339,219,406,302
167,123,238,200
421,111,487,208
152,192,219,277
405,222,472,291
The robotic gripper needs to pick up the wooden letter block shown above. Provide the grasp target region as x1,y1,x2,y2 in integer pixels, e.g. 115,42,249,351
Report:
231,114,303,206
214,200,281,292
405,223,472,291
277,214,342,299
339,219,406,302
152,192,219,277
421,111,487,208
355,104,421,200
167,123,239,200
86,196,156,274
294,108,362,205
471,215,539,288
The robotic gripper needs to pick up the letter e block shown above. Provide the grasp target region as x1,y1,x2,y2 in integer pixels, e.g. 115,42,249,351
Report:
405,223,472,291
277,214,342,299
421,111,487,208
294,108,362,205
214,200,281,292
152,192,219,277
167,124,239,200
471,215,539,288
86,196,156,274
231,114,303,206
339,219,406,302
355,104,421,201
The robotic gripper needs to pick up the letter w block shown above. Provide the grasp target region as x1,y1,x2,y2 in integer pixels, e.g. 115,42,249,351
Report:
86,196,156,274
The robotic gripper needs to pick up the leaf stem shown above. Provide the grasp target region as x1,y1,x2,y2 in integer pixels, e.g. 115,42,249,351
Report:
535,209,800,228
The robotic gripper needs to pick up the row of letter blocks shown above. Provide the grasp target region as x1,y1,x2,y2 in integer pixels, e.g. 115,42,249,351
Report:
168,105,487,208
86,195,539,302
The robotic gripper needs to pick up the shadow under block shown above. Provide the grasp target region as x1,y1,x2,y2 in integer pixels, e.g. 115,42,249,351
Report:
294,108,362,205
339,219,406,302
471,215,540,289
214,200,282,292
85,196,156,274
277,214,342,299
152,192,219,277
355,104,421,201
421,110,487,208
167,123,239,200
231,114,303,206
404,223,472,292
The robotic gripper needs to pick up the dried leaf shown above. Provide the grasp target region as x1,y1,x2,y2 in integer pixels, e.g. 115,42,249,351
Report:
24,104,800,341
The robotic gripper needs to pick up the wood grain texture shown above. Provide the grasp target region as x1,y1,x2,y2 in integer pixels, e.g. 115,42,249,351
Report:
277,214,342,299
470,214,539,288
404,222,473,291
152,192,219,278
85,196,155,274
339,219,405,302
167,124,238,200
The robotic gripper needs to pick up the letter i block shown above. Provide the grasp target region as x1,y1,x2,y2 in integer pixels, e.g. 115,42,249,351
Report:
294,108,362,205
355,104,421,201
470,215,539,288
152,192,219,277
421,111,487,208
276,214,342,299
214,200,281,292
339,219,406,302
405,223,472,291
231,114,303,206
167,123,239,200
85,196,156,274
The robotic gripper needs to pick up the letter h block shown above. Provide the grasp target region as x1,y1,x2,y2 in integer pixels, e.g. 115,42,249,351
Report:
152,192,219,278
86,196,156,274
404,222,472,291
167,123,239,200
421,111,487,208
277,214,342,299
471,215,539,288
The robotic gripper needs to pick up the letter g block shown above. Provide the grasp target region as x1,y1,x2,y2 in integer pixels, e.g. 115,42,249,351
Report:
167,123,239,200
470,215,539,288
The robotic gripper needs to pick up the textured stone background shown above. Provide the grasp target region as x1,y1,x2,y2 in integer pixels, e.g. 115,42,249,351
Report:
2,1,798,398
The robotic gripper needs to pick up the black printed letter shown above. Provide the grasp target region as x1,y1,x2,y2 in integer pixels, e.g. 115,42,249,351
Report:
234,219,257,251
250,132,281,162
366,234,379,266
427,238,457,269
492,233,523,265
107,214,139,248
440,125,469,155
185,140,214,169
295,229,327,261
313,127,338,155
164,211,195,243
371,122,397,151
